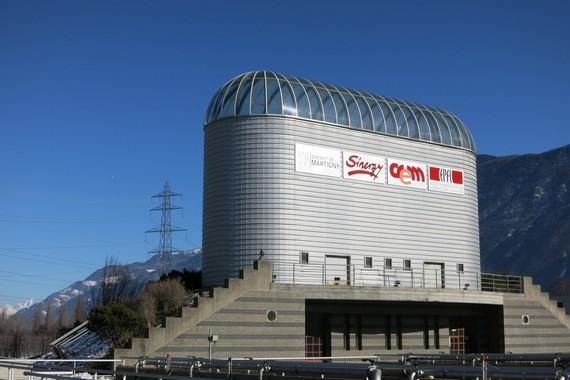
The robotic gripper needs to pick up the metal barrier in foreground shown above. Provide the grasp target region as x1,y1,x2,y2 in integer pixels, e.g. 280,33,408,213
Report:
131,353,570,380
0,358,121,380
4,352,569,379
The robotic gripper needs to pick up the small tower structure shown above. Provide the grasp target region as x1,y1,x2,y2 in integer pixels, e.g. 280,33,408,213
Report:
146,181,187,274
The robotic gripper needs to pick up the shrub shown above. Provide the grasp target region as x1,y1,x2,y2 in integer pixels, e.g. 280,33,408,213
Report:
88,302,146,348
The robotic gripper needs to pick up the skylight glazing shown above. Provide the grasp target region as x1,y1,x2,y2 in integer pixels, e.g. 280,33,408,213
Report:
205,71,475,152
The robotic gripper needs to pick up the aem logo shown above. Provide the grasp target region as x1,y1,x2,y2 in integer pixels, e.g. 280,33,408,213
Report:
389,163,425,185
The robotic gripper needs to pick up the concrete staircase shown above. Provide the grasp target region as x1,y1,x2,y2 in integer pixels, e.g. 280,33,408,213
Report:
114,260,273,362
523,276,570,329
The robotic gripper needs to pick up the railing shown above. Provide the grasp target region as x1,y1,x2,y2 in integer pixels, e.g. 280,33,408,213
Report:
0,359,121,380
129,354,570,380
480,272,524,293
269,260,524,293
6,353,568,380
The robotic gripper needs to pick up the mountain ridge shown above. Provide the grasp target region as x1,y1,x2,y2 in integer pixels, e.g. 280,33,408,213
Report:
10,249,202,326
1,299,35,318
478,144,570,288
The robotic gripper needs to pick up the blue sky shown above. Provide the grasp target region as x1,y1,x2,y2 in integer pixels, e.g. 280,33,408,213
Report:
0,1,568,307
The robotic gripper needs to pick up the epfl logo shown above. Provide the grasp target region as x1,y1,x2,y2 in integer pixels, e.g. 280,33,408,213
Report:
389,162,425,185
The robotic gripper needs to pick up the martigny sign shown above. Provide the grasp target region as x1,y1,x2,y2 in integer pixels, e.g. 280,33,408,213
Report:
295,143,342,177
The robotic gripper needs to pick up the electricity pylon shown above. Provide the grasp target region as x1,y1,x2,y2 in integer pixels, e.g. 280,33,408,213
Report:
146,181,187,274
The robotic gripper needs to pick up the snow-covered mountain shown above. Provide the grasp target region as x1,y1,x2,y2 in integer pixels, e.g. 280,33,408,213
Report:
11,249,202,327
1,299,35,317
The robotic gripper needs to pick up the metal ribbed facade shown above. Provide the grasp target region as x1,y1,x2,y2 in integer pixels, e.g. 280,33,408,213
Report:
203,72,479,289
203,124,479,287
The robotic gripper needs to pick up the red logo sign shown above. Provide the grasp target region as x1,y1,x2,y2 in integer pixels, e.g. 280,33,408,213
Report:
428,165,465,194
345,155,384,179
387,159,427,189
429,167,463,184
389,163,425,183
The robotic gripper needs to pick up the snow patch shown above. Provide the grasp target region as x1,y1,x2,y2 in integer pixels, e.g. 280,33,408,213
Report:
0,299,35,317
83,280,97,287
146,268,156,273
560,268,567,277
533,186,545,199
70,373,105,379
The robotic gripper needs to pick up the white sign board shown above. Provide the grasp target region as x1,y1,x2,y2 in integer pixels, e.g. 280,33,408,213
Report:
295,143,342,177
387,158,428,190
428,166,465,194
343,151,386,183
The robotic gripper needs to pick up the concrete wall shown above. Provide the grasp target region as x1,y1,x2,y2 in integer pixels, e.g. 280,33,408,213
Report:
114,263,570,361
154,289,306,358
503,295,570,352
203,116,480,288
502,278,570,353
146,280,508,359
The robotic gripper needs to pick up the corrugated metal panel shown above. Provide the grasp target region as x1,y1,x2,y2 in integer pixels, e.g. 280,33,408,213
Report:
203,116,479,287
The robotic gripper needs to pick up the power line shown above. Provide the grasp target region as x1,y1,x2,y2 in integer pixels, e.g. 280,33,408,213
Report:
0,242,133,250
0,277,71,287
0,251,96,270
0,270,71,283
0,295,32,303
0,214,89,224
0,248,100,268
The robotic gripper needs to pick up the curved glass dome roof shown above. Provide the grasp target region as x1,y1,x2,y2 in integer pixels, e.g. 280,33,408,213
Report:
206,71,475,152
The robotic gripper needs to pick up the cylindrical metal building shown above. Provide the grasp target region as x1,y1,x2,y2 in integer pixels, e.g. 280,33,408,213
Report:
202,71,479,290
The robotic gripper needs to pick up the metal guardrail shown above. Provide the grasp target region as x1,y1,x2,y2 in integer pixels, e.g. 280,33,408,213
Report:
481,272,524,293
4,353,569,379
269,259,524,293
0,359,121,380
129,354,570,380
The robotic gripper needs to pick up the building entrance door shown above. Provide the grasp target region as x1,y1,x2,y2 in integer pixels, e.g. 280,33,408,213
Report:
325,255,350,285
449,328,466,354
423,262,444,288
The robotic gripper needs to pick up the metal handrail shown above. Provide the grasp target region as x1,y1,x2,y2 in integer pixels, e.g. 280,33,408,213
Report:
27,354,564,380
268,259,523,293
131,354,570,380
0,359,123,380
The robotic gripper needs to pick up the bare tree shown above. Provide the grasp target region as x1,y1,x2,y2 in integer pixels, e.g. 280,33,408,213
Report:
98,257,137,305
0,310,7,329
45,303,53,331
138,290,157,329
32,307,43,332
57,302,68,331
138,278,186,328
73,294,86,324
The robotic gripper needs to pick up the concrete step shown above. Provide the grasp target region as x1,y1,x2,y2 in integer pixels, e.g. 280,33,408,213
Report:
523,277,570,329
115,260,273,363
